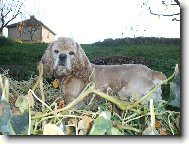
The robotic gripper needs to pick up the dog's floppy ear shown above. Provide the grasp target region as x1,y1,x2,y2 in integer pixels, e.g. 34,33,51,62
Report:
72,42,92,82
40,43,54,78
75,42,90,67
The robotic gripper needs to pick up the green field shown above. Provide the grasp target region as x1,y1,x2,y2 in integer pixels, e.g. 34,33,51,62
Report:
0,43,48,79
83,43,180,76
0,40,180,81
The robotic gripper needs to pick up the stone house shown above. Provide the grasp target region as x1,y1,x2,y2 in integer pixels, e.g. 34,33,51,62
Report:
6,15,56,43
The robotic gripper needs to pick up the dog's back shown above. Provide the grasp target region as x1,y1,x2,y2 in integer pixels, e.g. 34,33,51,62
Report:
93,64,166,104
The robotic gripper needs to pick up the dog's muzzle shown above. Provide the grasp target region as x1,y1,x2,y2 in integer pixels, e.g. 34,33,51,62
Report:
59,53,67,66
52,53,71,78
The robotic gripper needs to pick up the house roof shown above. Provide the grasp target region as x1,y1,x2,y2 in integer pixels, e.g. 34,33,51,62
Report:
6,15,56,35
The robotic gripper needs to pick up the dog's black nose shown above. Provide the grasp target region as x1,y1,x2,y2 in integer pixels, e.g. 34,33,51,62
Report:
59,53,67,61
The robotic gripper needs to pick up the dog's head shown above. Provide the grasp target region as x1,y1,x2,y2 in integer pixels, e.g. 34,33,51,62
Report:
51,37,78,78
40,37,90,79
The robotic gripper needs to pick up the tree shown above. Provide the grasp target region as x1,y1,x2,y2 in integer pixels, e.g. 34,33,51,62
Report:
17,15,41,42
139,0,180,21
26,18,40,42
0,0,24,36
17,21,25,39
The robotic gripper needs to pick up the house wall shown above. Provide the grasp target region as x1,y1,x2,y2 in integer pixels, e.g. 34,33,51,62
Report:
8,26,55,43
41,27,55,43
8,27,19,40
8,26,42,42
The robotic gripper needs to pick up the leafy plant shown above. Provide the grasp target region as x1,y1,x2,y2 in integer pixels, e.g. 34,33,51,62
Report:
168,65,180,108
0,64,180,135
89,111,123,135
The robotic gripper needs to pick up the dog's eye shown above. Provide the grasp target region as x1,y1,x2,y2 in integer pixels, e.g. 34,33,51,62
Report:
69,51,75,55
54,50,59,54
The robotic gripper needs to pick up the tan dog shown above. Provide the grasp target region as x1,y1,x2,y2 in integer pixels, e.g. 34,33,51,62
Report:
40,37,166,106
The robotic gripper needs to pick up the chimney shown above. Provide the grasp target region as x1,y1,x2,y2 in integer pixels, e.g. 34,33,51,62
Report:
30,15,35,19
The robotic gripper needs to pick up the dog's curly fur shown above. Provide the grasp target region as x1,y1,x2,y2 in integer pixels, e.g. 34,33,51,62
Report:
40,37,167,106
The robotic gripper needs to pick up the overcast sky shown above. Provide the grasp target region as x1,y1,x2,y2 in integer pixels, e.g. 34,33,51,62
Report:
4,0,180,44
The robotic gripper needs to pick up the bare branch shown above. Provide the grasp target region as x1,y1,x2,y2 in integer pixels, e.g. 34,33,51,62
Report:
4,9,12,18
148,7,180,16
3,11,21,27
172,18,180,21
174,0,180,7
0,0,24,35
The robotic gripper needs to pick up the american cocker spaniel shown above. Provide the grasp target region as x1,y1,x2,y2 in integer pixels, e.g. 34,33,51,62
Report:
40,37,166,106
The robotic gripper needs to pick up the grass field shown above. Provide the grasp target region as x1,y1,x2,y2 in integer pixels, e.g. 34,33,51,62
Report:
0,43,48,80
82,43,180,76
0,41,180,81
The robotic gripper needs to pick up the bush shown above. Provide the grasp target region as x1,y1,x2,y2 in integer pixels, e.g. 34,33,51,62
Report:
0,36,14,46
15,38,23,43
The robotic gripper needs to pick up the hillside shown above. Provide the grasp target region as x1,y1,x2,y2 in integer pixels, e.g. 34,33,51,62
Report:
0,37,180,80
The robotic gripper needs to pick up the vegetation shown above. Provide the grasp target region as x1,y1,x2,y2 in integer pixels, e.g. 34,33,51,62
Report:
0,0,24,35
0,37,180,80
0,63,180,135
0,37,180,135
0,36,14,46
0,41,48,80
86,37,179,70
